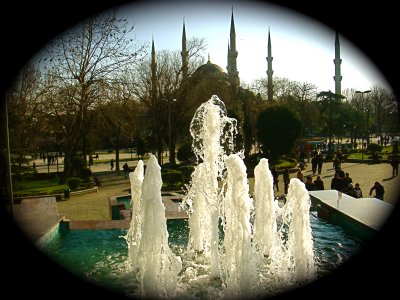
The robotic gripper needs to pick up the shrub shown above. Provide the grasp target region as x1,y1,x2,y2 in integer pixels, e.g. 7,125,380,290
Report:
367,143,382,155
162,169,183,187
79,167,92,179
177,142,196,165
12,156,31,166
177,165,195,184
67,177,81,190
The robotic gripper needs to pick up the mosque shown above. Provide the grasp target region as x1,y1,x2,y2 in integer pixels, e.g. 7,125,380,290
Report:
149,9,342,158
151,10,342,103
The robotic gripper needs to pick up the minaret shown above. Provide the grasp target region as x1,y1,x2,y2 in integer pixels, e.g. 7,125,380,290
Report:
181,18,189,82
266,28,273,101
151,37,157,102
227,8,240,92
333,31,342,95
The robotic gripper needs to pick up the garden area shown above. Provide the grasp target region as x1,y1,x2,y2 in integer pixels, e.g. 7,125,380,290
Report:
346,143,398,162
11,160,96,199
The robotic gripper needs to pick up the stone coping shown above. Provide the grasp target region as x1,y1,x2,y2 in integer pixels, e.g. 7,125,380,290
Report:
309,190,394,232
14,186,98,203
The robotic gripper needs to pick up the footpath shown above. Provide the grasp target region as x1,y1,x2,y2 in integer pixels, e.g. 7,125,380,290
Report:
14,153,398,242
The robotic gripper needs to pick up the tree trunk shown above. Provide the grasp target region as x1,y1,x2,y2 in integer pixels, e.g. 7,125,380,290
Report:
82,132,88,167
157,131,163,164
61,150,73,183
60,133,79,183
115,145,120,172
169,135,176,168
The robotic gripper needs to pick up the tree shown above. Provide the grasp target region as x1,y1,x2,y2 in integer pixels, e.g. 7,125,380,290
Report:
256,106,301,161
316,91,345,152
6,64,45,162
39,10,146,182
131,37,206,167
249,76,298,102
370,86,397,145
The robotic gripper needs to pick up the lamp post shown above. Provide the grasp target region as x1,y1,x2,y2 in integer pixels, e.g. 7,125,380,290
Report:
355,90,371,161
163,98,176,166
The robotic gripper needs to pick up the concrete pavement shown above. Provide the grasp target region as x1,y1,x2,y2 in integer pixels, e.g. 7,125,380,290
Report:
31,152,399,205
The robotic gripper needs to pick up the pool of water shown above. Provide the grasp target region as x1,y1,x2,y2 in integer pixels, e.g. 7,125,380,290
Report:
116,195,132,209
42,215,362,298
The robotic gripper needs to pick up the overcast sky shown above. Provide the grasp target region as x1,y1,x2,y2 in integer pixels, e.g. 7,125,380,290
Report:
113,0,391,93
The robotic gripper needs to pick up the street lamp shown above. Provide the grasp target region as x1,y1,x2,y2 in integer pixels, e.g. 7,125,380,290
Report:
355,90,371,161
163,98,177,165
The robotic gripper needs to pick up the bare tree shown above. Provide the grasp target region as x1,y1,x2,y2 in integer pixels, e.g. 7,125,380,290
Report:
6,63,46,163
131,37,206,167
370,85,397,145
38,9,147,182
94,76,142,171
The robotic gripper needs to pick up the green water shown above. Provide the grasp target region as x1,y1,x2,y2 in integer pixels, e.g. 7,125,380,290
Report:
42,216,362,297
116,196,132,209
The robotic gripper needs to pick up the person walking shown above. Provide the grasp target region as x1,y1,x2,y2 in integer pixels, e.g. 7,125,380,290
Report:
283,168,290,195
390,156,399,177
110,159,114,171
369,181,385,200
123,162,129,178
311,155,317,175
271,167,279,192
317,154,324,175
331,173,343,192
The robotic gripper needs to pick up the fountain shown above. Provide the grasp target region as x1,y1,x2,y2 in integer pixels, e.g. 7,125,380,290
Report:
125,95,316,299
125,155,182,298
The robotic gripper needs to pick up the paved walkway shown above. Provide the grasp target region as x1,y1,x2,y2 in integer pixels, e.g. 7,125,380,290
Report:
283,160,400,205
33,152,400,205
15,153,399,242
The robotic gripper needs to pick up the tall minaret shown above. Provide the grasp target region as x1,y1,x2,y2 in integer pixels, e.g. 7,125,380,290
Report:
151,37,157,102
333,31,342,95
266,28,273,101
227,8,240,92
181,18,189,82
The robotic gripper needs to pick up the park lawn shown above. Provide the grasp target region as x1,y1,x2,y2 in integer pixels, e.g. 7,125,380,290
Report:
274,159,297,171
13,178,68,197
93,157,140,165
347,145,395,161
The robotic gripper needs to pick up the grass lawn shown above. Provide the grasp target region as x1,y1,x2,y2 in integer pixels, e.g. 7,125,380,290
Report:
274,159,298,170
92,157,142,165
347,145,396,161
13,178,68,197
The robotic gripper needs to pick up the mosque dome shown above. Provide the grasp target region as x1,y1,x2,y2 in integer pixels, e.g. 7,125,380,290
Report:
192,58,228,82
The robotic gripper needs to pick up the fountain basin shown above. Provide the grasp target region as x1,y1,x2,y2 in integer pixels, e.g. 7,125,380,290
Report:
40,214,362,299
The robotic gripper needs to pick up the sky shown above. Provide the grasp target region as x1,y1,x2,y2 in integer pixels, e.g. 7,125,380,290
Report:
112,0,391,94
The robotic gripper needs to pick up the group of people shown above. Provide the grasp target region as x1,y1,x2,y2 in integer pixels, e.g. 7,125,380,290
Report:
110,159,131,178
123,162,130,178
274,162,385,201
329,171,365,198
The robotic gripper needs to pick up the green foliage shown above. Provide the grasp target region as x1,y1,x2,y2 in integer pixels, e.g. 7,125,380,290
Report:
244,153,262,176
72,155,84,169
177,165,195,184
79,167,92,179
274,158,298,171
135,137,146,157
13,177,68,197
67,177,81,190
256,106,302,160
12,156,31,166
367,143,383,154
161,169,183,187
177,142,196,165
